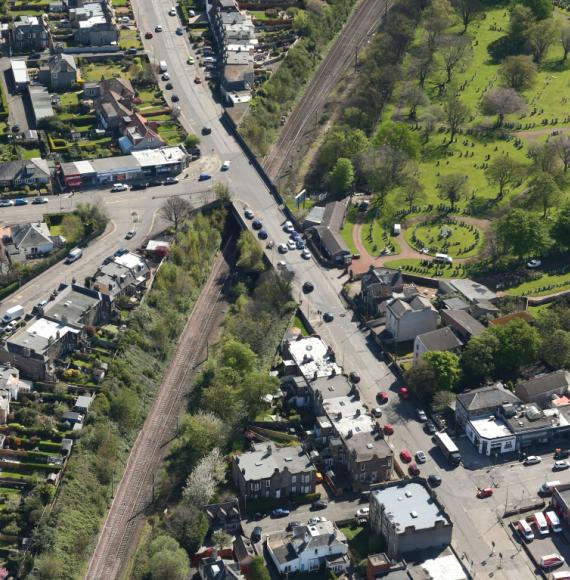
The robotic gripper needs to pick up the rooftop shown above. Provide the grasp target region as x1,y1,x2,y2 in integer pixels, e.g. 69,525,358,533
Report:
44,285,104,328
113,251,148,273
10,317,78,354
130,146,187,167
344,431,392,461
309,374,353,401
442,297,469,311
457,384,521,412
11,59,28,85
441,309,485,337
445,278,496,302
234,443,314,481
516,370,570,401
28,85,54,121
417,327,463,352
287,336,342,380
90,155,140,173
469,416,514,439
322,396,374,438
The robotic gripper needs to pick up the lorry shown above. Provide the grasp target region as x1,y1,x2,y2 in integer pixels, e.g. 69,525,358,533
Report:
159,60,168,73
1,305,24,325
66,248,83,264
433,431,461,466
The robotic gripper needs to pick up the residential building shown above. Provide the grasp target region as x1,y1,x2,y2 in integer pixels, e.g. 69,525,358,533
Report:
119,112,165,153
38,54,77,91
385,295,438,343
3,222,54,258
440,309,485,342
94,77,137,132
305,201,351,266
516,370,570,406
69,1,118,46
455,384,522,429
91,251,150,300
0,158,51,189
306,374,353,415
199,555,242,580
28,85,55,126
282,336,342,382
204,499,241,534
233,535,256,575
266,520,350,574
0,364,32,400
369,480,453,558
11,59,29,92
231,443,315,500
10,16,49,52
438,278,496,304
360,267,406,318
413,327,463,364
221,50,255,106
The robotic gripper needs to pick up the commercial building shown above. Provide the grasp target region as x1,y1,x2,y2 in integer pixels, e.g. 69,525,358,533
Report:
369,480,453,558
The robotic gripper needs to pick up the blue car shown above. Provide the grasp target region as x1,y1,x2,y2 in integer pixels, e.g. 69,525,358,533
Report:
14,198,28,205
198,173,211,181
290,231,301,241
258,229,268,240
271,508,290,518
252,219,263,230
296,240,305,250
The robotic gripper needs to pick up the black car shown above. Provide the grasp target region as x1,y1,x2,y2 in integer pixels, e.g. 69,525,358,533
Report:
171,94,179,102
202,126,212,135
302,281,314,293
360,490,370,503
349,371,361,383
286,521,301,531
323,312,334,322
252,219,263,230
555,449,570,459
311,499,328,510
250,526,262,543
165,82,173,90
424,421,437,435
427,474,442,488
130,182,148,191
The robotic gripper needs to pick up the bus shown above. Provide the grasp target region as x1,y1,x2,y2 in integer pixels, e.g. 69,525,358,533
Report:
433,431,461,466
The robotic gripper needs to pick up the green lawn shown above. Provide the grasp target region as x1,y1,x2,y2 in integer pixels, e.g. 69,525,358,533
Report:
250,10,271,20
119,29,142,50
293,314,310,336
340,525,385,562
112,0,130,6
406,221,483,259
383,258,467,278
19,147,41,159
81,63,126,82
506,269,570,297
157,123,185,145
58,91,80,108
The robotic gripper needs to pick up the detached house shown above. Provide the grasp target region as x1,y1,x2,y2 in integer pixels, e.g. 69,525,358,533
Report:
91,251,150,300
0,158,51,189
360,267,405,318
69,0,118,46
10,16,49,52
38,54,77,91
413,327,463,364
385,295,438,343
4,222,54,258
119,112,165,153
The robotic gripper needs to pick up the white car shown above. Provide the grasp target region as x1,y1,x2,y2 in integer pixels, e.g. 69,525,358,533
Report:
111,183,128,192
308,516,326,525
162,72,170,81
287,239,296,251
524,455,542,466
527,259,542,269
355,507,369,519
278,243,288,254
371,407,382,418
0,199,14,207
125,229,136,240
416,451,427,464
283,220,294,233
244,208,254,219
553,460,570,471
221,160,230,171
169,6,176,15
301,249,311,259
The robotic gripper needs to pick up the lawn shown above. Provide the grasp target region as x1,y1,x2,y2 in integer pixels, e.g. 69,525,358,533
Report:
119,29,142,50
406,220,483,259
293,313,310,336
340,525,385,562
383,257,467,279
506,269,570,297
81,62,126,82
18,147,41,159
157,122,185,145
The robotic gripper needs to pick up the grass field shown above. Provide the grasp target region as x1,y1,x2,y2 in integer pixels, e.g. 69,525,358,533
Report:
81,63,126,82
506,270,570,297
383,258,467,278
119,29,142,50
406,221,483,258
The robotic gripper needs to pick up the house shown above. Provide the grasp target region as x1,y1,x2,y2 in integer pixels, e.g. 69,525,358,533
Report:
221,51,255,106
305,202,351,266
199,555,242,580
0,364,32,401
95,77,137,132
385,295,439,343
38,54,77,91
119,112,165,153
516,370,570,406
369,480,453,559
91,251,150,300
10,16,49,52
360,267,406,318
456,384,522,429
413,327,463,364
11,59,29,92
204,499,241,534
4,222,54,258
231,443,316,500
0,159,51,189
73,394,93,414
266,520,350,574
440,309,485,342
233,535,256,575
438,278,496,304
69,1,118,46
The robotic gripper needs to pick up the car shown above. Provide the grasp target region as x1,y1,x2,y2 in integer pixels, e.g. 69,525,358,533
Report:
424,421,437,435
555,449,570,460
258,229,268,240
527,259,542,269
290,231,301,241
194,76,202,84
187,57,194,64
524,455,542,466
171,94,179,102
198,173,211,181
14,198,28,205
130,182,149,191
164,82,174,90
303,281,314,293
428,474,442,487
553,460,570,471
278,243,288,254
176,27,184,35
408,463,420,476
0,199,13,207
416,409,427,422
145,31,153,38
383,423,394,435
161,72,170,81
202,126,212,135
349,371,360,383
286,521,301,531
323,312,334,322
31,300,48,316
164,176,179,185
271,508,290,518
301,249,311,259
311,499,328,510
169,7,176,15
371,407,382,418
540,554,565,570
287,239,296,251
283,221,294,233
31,196,48,204
244,208,254,219
476,487,494,499
12,124,20,133
252,219,263,230
399,386,410,400
416,450,427,464
111,183,128,192
308,516,325,525
125,229,136,239
155,25,163,32
250,526,262,543
126,47,138,55
355,507,369,519
296,240,305,250
376,391,389,404
400,449,412,463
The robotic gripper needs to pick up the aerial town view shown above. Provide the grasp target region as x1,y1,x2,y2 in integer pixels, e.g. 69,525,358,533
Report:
1,0,570,577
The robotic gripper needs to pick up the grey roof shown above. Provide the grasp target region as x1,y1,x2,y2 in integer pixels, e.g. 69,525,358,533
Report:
322,201,346,232
410,295,433,310
0,159,50,183
371,481,451,534
304,205,326,227
516,370,570,401
387,299,411,318
417,327,463,352
44,285,104,328
309,374,353,401
62,411,82,422
28,85,55,122
457,385,521,412
312,225,350,257
448,279,496,302
235,443,314,481
364,267,404,288
11,222,52,249
344,431,392,462
441,309,485,337
74,395,93,409
9,317,79,355
443,297,469,311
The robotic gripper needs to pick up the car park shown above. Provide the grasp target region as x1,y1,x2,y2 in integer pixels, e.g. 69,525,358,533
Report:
111,183,128,192
257,229,268,240
524,455,542,466
0,199,13,207
416,450,427,464
14,198,28,205
271,508,290,518
377,391,389,403
323,312,334,322
428,474,442,487
311,499,327,510
301,249,311,259
252,219,262,230
553,460,569,471
476,487,493,499
399,386,410,400
198,173,211,181
383,423,394,435
400,449,412,463
371,407,382,418
250,526,262,542
302,281,314,293
278,243,288,254
408,463,420,476
32,196,48,204
355,507,369,519
417,409,427,422
125,229,136,239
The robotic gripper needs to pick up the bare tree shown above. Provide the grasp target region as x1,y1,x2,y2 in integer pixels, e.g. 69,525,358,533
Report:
561,24,570,61
419,105,444,143
159,196,192,232
400,83,429,120
425,0,455,50
452,0,482,33
403,175,426,212
438,35,472,84
409,43,435,89
443,95,470,144
481,88,526,127
485,155,524,199
528,141,560,175
554,135,570,173
526,172,561,217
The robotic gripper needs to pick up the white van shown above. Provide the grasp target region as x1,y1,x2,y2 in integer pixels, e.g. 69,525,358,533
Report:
549,570,570,579
539,481,561,496
1,305,24,325
517,519,534,542
66,248,83,264
159,60,168,73
435,253,453,264
393,223,401,235
534,512,549,536
546,511,562,533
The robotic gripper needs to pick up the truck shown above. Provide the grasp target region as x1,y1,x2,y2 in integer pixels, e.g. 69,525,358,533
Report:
433,431,461,466
159,60,168,73
1,305,24,325
66,247,83,264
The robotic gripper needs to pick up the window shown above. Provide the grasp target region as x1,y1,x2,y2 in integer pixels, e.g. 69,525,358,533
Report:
360,472,366,482
292,486,297,494
504,440,513,449
360,463,366,472
292,475,297,483
265,480,270,488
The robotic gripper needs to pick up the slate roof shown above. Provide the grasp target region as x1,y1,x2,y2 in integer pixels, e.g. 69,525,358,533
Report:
417,327,463,352
516,370,570,401
441,309,485,337
234,443,314,481
11,222,52,249
457,385,521,412
363,267,404,288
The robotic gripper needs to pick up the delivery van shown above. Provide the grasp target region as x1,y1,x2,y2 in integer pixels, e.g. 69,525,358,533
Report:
548,570,570,579
546,511,562,533
1,305,24,325
66,247,83,264
534,512,549,536
517,519,534,541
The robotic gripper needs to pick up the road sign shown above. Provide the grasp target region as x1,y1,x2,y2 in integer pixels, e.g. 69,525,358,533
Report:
295,188,306,208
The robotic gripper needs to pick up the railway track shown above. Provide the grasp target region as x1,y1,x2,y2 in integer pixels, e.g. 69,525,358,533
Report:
262,0,391,183
85,246,231,580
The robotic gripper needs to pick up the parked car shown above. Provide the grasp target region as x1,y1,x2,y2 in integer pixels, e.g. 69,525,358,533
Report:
476,487,493,499
408,463,420,476
302,281,314,293
271,508,290,518
258,229,268,240
311,499,328,510
14,198,28,205
131,182,149,191
165,82,173,90
555,449,570,460
0,199,13,207
187,57,194,64
202,126,212,135
283,221,294,233
516,519,534,542
371,407,382,418
32,196,48,204
377,391,389,403
355,507,369,519
155,25,163,32
308,516,325,525
399,386,410,400
323,312,334,322
198,173,211,181
252,219,262,230
126,47,138,54
383,423,394,435
296,240,305,250
424,421,437,435
286,521,301,531
176,27,184,35
250,526,262,543
301,249,311,259
287,239,296,251
360,490,370,503
162,72,170,80
244,208,254,219
171,94,179,102
111,183,128,192
221,160,230,171
278,243,288,254
553,460,570,471
416,409,427,422
169,6,176,15
145,31,153,38
428,474,442,487
527,259,542,269
524,455,542,466
540,554,565,570
400,449,412,463
125,229,136,239
164,176,178,184
416,450,427,464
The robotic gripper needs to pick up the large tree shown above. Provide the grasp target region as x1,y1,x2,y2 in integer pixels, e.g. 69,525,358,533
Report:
462,331,500,382
422,351,461,391
372,121,421,159
528,141,560,174
526,171,561,217
443,94,470,144
520,0,553,20
164,504,209,554
561,24,570,61
528,19,557,63
328,157,355,195
359,146,412,202
400,82,429,120
553,203,570,248
409,43,435,89
485,155,524,198
500,55,537,92
437,173,468,209
425,0,455,49
495,208,550,260
554,135,570,173
159,197,192,232
452,0,481,33
403,175,426,212
542,329,570,369
317,127,369,172
438,35,473,84
481,88,526,127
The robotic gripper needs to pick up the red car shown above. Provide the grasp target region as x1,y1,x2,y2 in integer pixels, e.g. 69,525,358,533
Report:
194,76,202,84
476,487,494,499
400,449,412,463
377,391,389,403
145,31,153,39
383,423,394,435
408,462,420,476
399,387,410,400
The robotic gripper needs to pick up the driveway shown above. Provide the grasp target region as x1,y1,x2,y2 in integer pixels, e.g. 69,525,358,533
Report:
0,57,31,131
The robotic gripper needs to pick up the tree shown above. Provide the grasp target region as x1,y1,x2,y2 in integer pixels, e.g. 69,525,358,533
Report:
214,182,231,203
423,351,461,391
528,141,560,174
317,127,369,172
403,175,426,212
526,171,561,216
400,82,429,120
453,0,481,33
372,121,421,159
495,208,550,260
328,157,355,195
520,0,553,20
110,390,140,432
165,503,208,554
554,135,570,174
462,331,500,382
218,338,257,375
159,197,191,232
212,530,233,551
561,24,570,61
60,214,84,244
425,0,455,49
437,173,467,209
409,43,434,89
237,231,264,272
148,536,190,580
528,19,557,63
542,329,570,369
419,105,444,143
443,95,470,143
485,155,524,198
481,88,526,127
491,319,541,375
500,55,537,92
185,133,200,148
183,448,226,507
553,204,570,248
359,146,412,202
74,202,109,234
250,556,271,580
438,35,472,84
509,5,534,52
432,390,457,412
